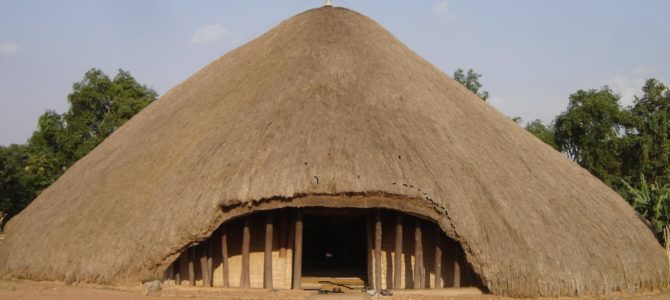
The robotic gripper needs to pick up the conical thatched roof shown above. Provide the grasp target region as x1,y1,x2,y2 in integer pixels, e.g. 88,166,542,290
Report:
0,6,667,297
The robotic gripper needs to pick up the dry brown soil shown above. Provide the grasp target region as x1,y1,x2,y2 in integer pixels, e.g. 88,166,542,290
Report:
0,279,669,300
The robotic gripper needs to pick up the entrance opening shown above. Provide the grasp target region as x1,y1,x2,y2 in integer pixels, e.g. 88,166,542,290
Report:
302,208,368,287
168,206,482,290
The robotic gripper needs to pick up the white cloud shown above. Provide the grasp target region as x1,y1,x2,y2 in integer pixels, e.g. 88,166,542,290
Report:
610,67,650,107
191,24,228,45
0,42,20,57
433,0,449,15
488,97,505,108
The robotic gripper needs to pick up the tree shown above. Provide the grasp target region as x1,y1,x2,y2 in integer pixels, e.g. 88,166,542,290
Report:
0,68,157,222
0,144,31,224
453,68,489,101
57,69,157,165
543,79,670,246
620,79,670,186
525,119,558,150
24,111,67,192
553,87,624,185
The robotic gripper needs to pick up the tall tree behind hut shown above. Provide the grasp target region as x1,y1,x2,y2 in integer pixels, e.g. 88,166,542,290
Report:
620,79,670,186
453,69,670,244
553,87,625,187
0,69,156,225
525,119,558,150
523,79,670,244
453,68,489,101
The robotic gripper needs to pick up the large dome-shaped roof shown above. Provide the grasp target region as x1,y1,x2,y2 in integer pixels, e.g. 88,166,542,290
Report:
1,6,667,297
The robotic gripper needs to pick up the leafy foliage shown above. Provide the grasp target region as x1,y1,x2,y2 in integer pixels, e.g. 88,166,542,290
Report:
0,69,156,224
453,68,490,101
553,87,624,186
519,78,670,244
620,79,670,187
621,175,670,243
0,145,32,221
525,119,558,150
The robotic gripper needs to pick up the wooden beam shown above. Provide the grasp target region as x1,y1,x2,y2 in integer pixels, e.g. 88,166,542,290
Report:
366,214,374,288
168,262,174,285
374,210,382,290
434,228,443,289
443,238,454,287
393,213,403,289
465,266,472,287
264,211,274,289
460,251,472,287
207,239,213,287
453,245,461,288
188,247,195,286
175,253,182,285
279,209,289,259
221,226,229,288
414,219,424,289
200,241,211,287
292,209,303,289
241,217,251,288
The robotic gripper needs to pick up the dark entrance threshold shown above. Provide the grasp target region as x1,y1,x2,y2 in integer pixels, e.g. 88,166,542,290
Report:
302,208,368,288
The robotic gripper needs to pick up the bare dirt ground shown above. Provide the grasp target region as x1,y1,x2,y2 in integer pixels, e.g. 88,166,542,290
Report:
0,279,669,300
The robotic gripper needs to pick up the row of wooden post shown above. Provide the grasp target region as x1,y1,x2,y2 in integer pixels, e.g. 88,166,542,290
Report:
172,208,468,290
173,209,302,289
367,210,465,290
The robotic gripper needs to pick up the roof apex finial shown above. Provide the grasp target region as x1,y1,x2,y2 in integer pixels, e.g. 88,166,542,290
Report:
325,0,333,7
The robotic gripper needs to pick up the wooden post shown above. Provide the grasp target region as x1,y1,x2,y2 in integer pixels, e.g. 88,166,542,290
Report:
443,238,454,287
434,228,443,289
207,239,213,287
393,213,403,289
366,215,374,288
461,252,472,287
292,209,303,289
453,245,461,288
175,253,182,285
264,211,274,289
168,263,174,285
188,247,195,286
221,225,229,288
200,241,211,287
414,219,424,289
288,211,296,289
241,217,251,288
279,209,289,259
374,210,382,290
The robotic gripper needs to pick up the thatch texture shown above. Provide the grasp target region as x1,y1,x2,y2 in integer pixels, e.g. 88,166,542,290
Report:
0,6,667,297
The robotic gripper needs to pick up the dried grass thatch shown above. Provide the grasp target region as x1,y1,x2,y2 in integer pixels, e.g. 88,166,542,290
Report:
0,6,667,297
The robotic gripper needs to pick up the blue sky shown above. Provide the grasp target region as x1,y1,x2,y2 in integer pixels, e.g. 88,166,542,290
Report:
1,0,668,145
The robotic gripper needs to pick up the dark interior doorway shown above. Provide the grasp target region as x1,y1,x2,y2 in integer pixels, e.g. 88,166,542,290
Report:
302,209,368,281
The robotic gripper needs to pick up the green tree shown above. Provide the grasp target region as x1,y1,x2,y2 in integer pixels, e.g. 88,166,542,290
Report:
0,68,156,222
24,111,67,192
0,144,31,223
525,119,558,150
547,79,670,246
620,79,670,186
453,68,490,101
553,87,624,185
58,69,157,165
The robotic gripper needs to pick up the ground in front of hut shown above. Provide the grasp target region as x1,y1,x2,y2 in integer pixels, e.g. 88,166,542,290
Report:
0,278,668,300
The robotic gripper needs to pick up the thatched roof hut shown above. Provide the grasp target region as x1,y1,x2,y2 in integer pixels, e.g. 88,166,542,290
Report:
0,6,668,297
